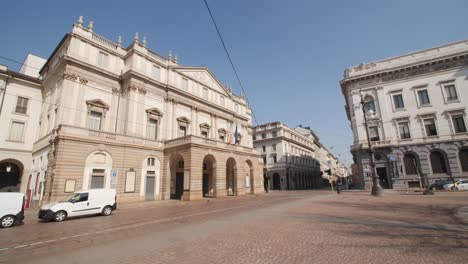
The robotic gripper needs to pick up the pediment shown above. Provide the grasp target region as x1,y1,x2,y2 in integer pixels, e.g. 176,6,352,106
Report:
176,67,231,97
86,99,109,109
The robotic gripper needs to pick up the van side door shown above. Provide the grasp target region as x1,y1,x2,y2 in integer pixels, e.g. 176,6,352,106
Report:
69,192,90,217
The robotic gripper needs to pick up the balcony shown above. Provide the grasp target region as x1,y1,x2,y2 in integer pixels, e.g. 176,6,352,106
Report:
57,125,163,149
165,135,256,154
351,140,392,150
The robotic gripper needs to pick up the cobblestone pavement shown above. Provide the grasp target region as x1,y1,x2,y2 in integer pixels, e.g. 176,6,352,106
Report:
1,190,467,264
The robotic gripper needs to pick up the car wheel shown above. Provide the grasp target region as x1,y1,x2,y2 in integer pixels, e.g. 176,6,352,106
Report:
0,215,16,228
53,210,67,222
101,206,113,216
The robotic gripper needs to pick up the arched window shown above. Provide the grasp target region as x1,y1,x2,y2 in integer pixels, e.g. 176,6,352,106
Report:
403,153,418,175
460,149,468,172
430,151,448,174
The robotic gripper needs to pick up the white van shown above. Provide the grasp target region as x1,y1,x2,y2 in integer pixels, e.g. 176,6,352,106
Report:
0,192,25,228
39,189,117,222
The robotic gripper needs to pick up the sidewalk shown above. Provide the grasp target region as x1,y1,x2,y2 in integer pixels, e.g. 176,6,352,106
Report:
455,205,468,225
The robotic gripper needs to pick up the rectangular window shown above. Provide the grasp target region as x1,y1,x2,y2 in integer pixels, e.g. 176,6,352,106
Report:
152,65,161,80
220,96,225,106
9,121,25,141
392,94,404,109
201,131,208,138
90,169,105,189
219,135,225,141
444,84,458,101
272,144,277,151
262,133,266,139
181,78,188,91
398,122,411,139
452,115,467,133
147,119,158,140
252,135,256,141
97,51,109,67
263,156,267,164
15,97,29,114
89,111,102,130
235,103,239,113
203,88,208,99
369,126,380,141
262,146,266,152
273,155,277,163
272,131,278,137
417,89,430,106
178,126,187,138
424,118,438,136
147,157,155,166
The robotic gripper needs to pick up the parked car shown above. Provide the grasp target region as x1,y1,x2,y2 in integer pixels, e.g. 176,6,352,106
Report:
453,180,468,191
39,189,117,222
0,192,25,228
429,179,453,190
443,179,466,190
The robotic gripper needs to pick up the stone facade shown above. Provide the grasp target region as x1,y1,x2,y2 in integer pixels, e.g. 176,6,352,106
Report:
13,17,263,204
253,122,343,190
0,60,44,208
341,39,468,190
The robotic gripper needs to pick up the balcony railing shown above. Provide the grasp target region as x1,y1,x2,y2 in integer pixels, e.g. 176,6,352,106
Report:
92,33,118,50
165,135,256,153
58,125,163,149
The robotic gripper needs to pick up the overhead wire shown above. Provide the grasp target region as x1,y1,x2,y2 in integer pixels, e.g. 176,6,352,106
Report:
202,0,258,126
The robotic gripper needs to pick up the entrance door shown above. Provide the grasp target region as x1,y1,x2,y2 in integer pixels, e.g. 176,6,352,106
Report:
174,172,184,199
203,173,209,197
273,174,280,190
376,167,391,189
145,176,155,201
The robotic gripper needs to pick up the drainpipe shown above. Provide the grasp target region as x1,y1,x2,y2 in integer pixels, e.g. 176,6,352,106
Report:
0,76,10,119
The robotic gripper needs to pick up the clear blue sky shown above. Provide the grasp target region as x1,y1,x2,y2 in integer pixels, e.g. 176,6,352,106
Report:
2,0,468,166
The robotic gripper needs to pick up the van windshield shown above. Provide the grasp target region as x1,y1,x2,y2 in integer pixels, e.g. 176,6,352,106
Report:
59,193,80,203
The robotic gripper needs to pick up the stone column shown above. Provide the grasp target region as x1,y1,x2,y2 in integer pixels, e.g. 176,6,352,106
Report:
171,100,177,139
215,158,227,197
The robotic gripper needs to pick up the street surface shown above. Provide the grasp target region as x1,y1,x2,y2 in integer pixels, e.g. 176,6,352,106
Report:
1,190,467,264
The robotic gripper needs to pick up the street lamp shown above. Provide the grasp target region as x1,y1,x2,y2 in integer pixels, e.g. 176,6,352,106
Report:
360,90,384,196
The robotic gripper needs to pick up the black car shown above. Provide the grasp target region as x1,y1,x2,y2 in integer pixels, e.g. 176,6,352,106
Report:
429,179,453,190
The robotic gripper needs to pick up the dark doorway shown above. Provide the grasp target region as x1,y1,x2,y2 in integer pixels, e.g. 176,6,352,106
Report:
376,167,391,189
171,172,184,199
0,161,22,192
202,173,209,197
272,173,281,190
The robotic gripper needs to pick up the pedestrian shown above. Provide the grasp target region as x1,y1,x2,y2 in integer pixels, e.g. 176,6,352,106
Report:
264,175,270,193
336,180,342,194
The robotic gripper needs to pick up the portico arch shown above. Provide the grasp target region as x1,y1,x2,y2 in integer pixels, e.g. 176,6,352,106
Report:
245,160,254,194
202,155,216,197
226,157,237,196
0,159,23,192
170,153,185,200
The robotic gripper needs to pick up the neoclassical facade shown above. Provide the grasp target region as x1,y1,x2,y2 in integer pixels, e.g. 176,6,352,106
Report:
341,39,468,190
31,17,263,203
253,122,337,190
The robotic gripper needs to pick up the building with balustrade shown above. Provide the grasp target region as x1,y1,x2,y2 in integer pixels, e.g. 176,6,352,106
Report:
341,39,468,190
25,16,263,203
253,122,338,190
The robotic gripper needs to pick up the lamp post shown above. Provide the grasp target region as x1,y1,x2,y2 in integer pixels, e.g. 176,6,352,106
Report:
360,90,384,196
